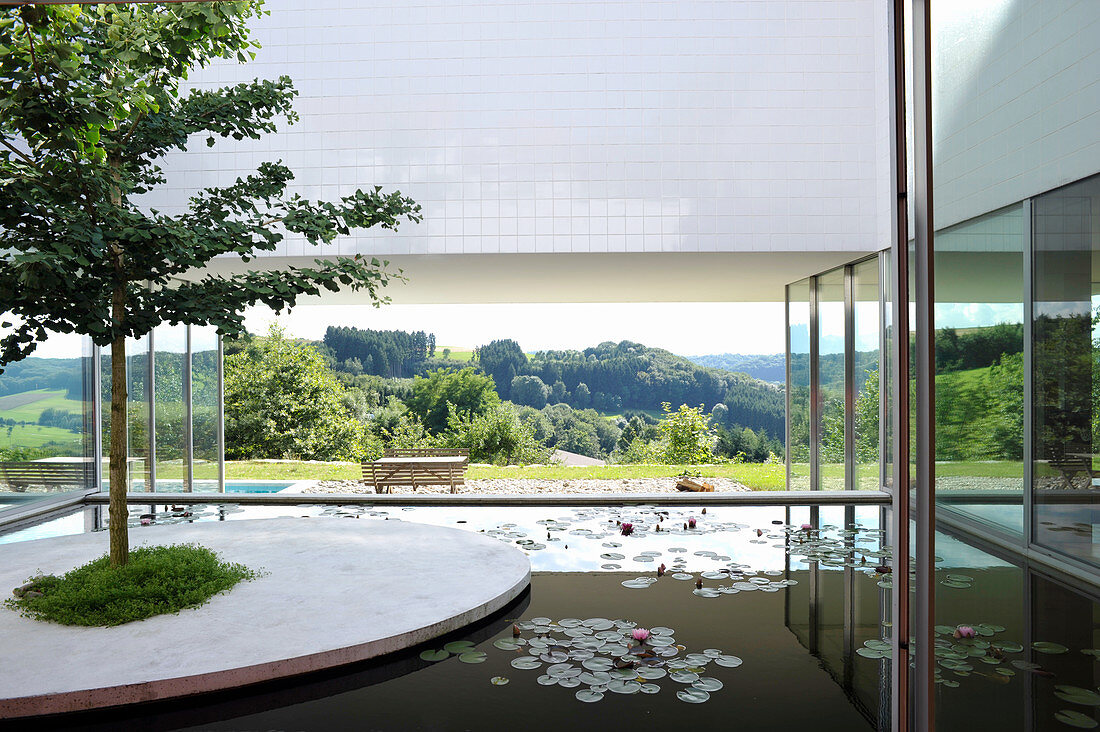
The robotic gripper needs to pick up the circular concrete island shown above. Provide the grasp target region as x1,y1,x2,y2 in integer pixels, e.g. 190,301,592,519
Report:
0,518,531,719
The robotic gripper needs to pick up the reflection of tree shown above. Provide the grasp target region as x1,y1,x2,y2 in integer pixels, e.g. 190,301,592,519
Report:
1033,311,1093,461
789,385,810,462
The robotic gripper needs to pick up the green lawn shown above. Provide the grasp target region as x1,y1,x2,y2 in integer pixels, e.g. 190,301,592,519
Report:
437,348,474,362
0,389,85,422
0,424,83,450
219,460,789,490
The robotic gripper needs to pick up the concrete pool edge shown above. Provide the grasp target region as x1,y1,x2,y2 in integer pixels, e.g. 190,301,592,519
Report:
0,519,531,720
87,489,892,506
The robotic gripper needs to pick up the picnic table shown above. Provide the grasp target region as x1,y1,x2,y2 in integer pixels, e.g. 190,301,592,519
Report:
362,452,469,494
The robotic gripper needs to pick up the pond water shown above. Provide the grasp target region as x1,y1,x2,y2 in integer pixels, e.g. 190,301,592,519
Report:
4,502,1099,731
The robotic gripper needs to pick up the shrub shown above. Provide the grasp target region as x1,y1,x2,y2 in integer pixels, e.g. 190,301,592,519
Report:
657,402,715,464
441,403,549,465
6,544,257,627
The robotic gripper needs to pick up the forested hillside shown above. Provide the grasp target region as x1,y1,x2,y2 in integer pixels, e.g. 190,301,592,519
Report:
477,339,784,440
323,326,436,378
688,353,785,383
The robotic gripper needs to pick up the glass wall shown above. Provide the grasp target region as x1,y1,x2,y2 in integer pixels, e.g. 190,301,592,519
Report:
933,205,1026,537
0,330,95,511
818,270,847,490
191,326,220,491
853,259,882,491
787,256,885,492
154,324,189,492
788,279,812,490
1032,174,1100,566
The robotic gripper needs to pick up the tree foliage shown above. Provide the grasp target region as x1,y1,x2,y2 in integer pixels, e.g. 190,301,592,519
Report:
224,327,368,461
407,367,500,433
0,3,418,565
323,326,434,378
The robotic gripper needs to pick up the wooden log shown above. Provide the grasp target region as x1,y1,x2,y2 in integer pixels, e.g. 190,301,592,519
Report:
676,478,715,492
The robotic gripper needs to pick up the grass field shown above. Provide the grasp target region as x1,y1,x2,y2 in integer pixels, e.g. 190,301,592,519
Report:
0,389,85,422
0,424,83,450
437,348,474,362
217,460,789,490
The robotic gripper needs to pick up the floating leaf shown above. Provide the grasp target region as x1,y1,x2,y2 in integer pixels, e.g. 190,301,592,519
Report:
575,689,603,703
458,651,487,664
1055,709,1099,729
1056,686,1100,706
693,677,724,692
490,676,510,686
419,649,449,662
511,656,542,670
493,639,521,651
1034,642,1070,655
444,641,475,654
715,655,743,668
677,688,711,703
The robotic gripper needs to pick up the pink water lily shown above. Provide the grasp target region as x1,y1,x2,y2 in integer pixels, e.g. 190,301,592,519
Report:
687,518,697,529
954,625,976,639
801,523,813,531
632,628,651,642
620,522,634,536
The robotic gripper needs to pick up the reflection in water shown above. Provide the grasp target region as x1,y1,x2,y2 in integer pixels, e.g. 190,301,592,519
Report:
5,503,1100,730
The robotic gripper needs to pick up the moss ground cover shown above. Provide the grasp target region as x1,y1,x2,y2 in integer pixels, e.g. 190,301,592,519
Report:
6,544,258,627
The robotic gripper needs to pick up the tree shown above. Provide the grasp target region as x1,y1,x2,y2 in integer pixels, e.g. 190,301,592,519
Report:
0,4,420,566
657,402,715,464
510,374,550,408
573,382,591,407
225,326,369,461
407,368,500,433
478,339,527,396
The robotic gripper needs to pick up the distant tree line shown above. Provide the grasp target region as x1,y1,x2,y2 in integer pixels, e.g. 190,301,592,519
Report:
323,326,436,378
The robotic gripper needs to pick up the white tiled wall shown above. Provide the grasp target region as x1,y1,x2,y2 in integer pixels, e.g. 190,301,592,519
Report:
142,0,892,257
932,0,1100,229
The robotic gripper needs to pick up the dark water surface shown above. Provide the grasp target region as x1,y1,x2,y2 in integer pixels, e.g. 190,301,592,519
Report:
5,502,1100,731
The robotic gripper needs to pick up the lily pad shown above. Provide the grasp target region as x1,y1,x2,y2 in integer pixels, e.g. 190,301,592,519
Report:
444,641,476,654
419,649,449,662
493,639,521,651
693,677,724,692
575,689,604,703
1054,709,1099,729
458,651,487,664
1056,686,1100,706
715,655,743,668
511,656,542,670
1034,641,1070,655
608,679,642,694
490,676,510,686
677,688,711,703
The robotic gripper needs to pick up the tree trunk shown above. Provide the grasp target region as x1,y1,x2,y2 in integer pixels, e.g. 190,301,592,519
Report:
109,285,129,567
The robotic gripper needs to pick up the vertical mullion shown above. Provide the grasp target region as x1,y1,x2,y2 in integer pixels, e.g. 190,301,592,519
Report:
912,0,936,728
810,276,820,492
888,0,912,728
217,334,225,494
184,324,194,493
147,328,156,493
786,285,793,490
880,251,889,492
1022,199,1033,547
92,343,103,492
845,264,856,491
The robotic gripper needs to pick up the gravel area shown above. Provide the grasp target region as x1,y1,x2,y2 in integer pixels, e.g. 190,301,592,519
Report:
302,477,751,495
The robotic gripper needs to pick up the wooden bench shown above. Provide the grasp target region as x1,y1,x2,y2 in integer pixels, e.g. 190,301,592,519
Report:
382,448,470,459
0,462,94,493
363,450,469,494
1049,450,1099,490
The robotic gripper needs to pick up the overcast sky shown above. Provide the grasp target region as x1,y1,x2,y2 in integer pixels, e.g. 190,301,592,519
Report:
243,302,788,356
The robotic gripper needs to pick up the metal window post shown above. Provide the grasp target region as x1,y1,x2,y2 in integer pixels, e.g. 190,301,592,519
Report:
888,0,913,728
786,285,793,490
845,265,856,491
1022,199,1033,547
217,334,225,494
147,328,156,493
184,325,193,493
810,276,820,492
92,343,103,491
912,0,937,728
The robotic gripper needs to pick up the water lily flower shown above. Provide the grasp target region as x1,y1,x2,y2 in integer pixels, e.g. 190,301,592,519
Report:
657,563,666,577
954,625,976,640
632,628,651,642
140,517,152,526
688,518,697,529
801,523,813,531
620,522,634,536
755,528,764,537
